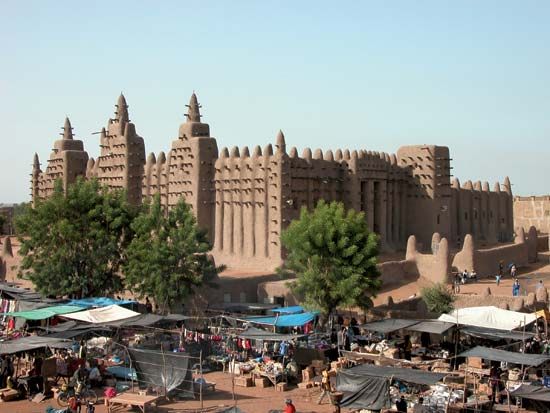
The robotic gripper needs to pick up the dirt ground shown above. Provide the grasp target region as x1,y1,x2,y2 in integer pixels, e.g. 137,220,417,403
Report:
1,370,336,413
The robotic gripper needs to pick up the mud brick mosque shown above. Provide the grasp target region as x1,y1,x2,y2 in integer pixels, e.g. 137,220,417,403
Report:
30,93,514,272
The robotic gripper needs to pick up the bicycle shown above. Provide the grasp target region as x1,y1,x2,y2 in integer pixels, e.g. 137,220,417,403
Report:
57,380,98,408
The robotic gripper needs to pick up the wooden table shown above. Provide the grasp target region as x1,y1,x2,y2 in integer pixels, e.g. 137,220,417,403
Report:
107,393,161,413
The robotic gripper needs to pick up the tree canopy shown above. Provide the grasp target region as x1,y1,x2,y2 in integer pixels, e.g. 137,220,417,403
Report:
16,178,137,298
421,283,454,314
123,195,221,313
0,213,6,235
281,200,381,318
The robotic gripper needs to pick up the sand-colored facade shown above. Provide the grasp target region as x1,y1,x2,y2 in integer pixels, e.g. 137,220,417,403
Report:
31,93,514,271
514,195,550,235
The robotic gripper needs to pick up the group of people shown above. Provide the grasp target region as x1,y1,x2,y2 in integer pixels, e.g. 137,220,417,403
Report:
453,269,477,292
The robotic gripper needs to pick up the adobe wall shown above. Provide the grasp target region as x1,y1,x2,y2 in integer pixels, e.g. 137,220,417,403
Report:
0,236,34,290
538,235,549,252
377,259,419,288
451,229,536,278
514,196,550,235
404,233,450,284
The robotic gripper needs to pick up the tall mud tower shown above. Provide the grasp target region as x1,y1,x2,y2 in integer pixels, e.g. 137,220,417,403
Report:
92,94,145,205
31,117,88,202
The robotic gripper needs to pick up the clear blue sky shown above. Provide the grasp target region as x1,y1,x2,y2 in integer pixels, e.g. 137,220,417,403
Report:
1,1,549,203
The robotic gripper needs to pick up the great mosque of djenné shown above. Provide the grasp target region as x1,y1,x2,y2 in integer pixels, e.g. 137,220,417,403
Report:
31,93,514,271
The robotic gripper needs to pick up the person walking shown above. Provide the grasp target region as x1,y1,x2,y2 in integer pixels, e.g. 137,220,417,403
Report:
537,280,544,291
510,264,517,278
454,273,461,293
317,367,331,404
512,279,520,297
496,273,501,286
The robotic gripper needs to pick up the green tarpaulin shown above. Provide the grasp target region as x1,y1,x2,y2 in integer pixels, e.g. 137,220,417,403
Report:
5,305,83,320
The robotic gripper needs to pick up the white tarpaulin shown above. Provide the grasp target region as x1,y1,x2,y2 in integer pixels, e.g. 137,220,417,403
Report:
438,306,537,331
62,304,140,324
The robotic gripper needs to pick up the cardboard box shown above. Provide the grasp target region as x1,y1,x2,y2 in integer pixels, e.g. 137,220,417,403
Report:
235,376,253,387
276,382,288,392
255,377,271,388
0,389,19,401
330,361,342,371
468,357,483,369
297,382,313,389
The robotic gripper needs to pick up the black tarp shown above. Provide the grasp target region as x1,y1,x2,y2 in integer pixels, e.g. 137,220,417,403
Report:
340,364,447,385
128,348,194,395
459,346,550,366
360,319,419,333
0,335,72,354
336,364,445,410
460,326,535,341
337,373,390,410
510,384,550,402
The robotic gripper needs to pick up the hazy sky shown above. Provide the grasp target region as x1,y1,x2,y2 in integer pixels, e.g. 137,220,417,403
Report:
1,1,549,203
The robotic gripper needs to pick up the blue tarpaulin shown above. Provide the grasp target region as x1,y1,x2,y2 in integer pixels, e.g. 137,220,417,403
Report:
271,305,304,314
245,311,318,327
68,297,136,308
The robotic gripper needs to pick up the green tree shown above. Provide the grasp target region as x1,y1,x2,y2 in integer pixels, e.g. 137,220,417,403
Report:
0,213,5,234
281,200,381,319
421,283,454,314
124,195,221,313
16,178,137,298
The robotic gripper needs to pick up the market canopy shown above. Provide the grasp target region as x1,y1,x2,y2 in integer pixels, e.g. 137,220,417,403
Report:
0,283,45,301
5,305,84,320
271,306,304,314
103,313,189,328
0,335,71,354
237,327,305,341
61,304,140,324
438,306,537,331
459,346,550,367
406,321,455,335
510,384,550,402
244,311,318,327
360,319,419,334
68,297,136,308
460,326,535,342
